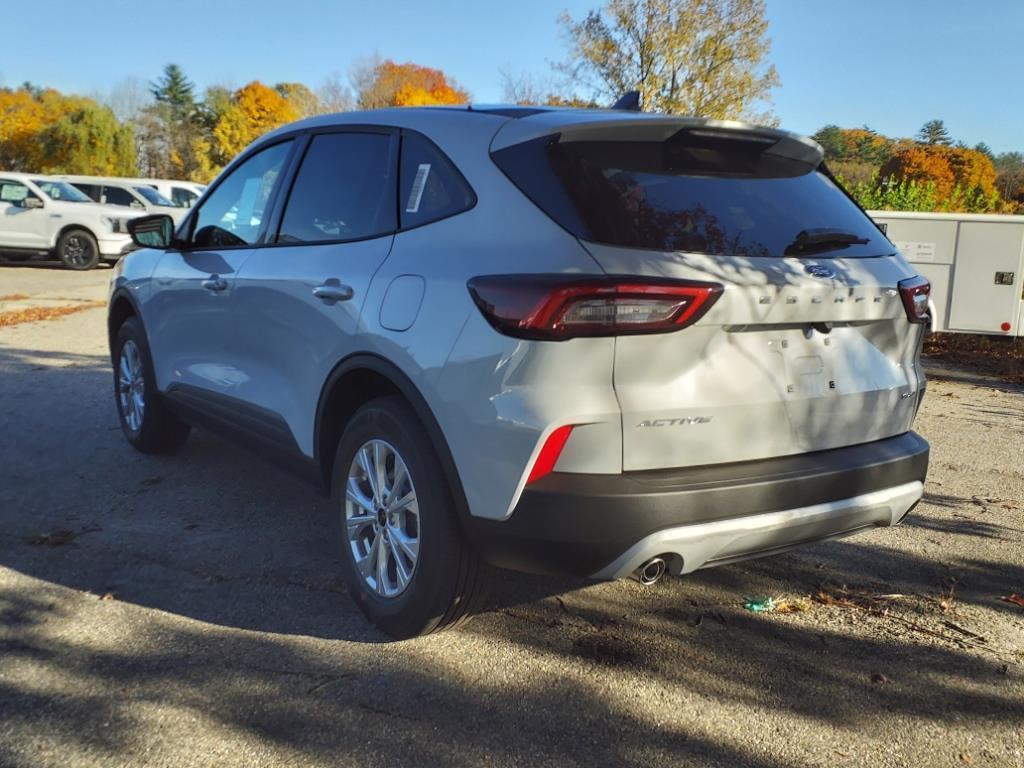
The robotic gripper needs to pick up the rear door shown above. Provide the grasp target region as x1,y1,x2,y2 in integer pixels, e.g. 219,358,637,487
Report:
228,129,398,455
493,120,926,470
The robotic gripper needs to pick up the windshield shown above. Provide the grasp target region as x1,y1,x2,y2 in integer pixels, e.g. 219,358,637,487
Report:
32,180,92,203
133,185,175,206
493,132,886,258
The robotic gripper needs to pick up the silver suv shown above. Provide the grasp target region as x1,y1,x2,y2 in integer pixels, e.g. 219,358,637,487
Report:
108,106,930,638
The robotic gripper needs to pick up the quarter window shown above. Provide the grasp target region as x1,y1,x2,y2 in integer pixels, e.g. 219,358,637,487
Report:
398,132,474,229
191,141,293,248
278,132,396,244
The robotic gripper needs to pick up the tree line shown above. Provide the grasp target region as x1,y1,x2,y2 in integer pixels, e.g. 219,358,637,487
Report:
1,0,1020,215
814,121,1023,214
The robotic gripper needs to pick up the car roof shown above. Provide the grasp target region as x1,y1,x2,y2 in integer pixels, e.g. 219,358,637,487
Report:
259,104,822,164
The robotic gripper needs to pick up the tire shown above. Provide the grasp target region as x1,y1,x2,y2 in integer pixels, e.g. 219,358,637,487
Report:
113,317,190,454
331,396,489,638
58,228,100,270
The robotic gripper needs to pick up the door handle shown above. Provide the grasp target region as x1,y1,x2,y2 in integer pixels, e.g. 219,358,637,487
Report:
201,275,228,292
313,280,354,303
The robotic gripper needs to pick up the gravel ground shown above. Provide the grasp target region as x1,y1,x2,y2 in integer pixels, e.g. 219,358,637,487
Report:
1,265,1022,768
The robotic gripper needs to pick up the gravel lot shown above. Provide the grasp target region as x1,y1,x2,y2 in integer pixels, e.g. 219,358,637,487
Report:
1,265,1022,768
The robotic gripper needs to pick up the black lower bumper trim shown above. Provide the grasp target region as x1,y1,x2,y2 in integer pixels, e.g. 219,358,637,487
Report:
467,432,929,577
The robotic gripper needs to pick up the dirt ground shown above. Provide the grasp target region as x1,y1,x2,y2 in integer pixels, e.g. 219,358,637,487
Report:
1,265,1022,768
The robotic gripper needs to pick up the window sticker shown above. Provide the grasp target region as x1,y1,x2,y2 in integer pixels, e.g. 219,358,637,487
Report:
405,163,431,213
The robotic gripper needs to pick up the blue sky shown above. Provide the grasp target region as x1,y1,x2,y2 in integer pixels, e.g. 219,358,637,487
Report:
3,0,1021,152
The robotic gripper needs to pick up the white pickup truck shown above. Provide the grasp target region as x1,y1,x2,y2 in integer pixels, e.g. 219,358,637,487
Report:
0,172,141,270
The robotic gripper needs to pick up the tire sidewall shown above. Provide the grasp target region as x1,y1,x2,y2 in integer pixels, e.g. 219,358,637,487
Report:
59,229,100,271
331,398,461,636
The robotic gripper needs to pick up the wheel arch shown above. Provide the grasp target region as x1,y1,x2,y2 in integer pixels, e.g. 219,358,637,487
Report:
54,223,98,251
107,288,143,363
315,354,472,527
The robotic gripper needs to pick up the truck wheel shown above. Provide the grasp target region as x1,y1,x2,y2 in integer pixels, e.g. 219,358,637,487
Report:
58,229,100,270
331,396,490,638
113,317,190,453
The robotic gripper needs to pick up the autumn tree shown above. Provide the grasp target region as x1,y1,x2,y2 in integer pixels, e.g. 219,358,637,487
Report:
275,82,322,118
212,81,299,165
994,152,1024,203
354,58,469,108
916,119,952,146
38,96,137,175
0,87,49,171
557,0,778,120
879,143,996,203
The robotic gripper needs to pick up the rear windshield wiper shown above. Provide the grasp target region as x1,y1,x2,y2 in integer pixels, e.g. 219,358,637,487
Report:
784,228,869,256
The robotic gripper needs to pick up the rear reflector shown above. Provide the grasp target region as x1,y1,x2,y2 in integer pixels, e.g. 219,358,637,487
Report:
467,275,723,340
526,425,574,485
897,276,930,324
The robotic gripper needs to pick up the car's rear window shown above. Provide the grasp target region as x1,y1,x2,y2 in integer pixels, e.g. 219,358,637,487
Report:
492,130,885,258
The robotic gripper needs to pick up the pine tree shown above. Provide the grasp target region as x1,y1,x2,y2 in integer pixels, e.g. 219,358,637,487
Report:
150,64,195,119
916,119,952,146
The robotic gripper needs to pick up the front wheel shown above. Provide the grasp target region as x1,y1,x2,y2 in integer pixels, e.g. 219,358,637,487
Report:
332,396,489,638
113,317,190,453
58,228,100,270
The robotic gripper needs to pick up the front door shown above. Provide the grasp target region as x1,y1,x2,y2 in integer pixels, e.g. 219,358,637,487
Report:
0,179,48,249
229,130,399,456
146,140,295,408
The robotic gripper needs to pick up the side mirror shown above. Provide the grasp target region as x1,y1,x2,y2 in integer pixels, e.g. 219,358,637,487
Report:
23,197,44,209
128,214,176,249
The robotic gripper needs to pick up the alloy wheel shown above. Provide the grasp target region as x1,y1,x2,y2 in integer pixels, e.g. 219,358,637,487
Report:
345,439,420,598
117,340,145,432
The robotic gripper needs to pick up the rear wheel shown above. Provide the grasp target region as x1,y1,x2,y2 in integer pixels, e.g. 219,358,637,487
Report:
58,228,100,270
113,317,190,453
332,396,489,638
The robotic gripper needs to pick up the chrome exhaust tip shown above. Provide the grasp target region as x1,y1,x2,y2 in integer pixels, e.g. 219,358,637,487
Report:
634,557,667,586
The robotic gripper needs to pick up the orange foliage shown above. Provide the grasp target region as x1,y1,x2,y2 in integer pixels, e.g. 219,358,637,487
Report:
360,61,469,108
880,143,997,202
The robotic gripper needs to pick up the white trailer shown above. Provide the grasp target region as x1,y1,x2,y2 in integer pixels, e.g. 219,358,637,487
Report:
869,210,1024,337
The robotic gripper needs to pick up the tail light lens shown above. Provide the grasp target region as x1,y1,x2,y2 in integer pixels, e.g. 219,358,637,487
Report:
898,276,931,324
467,275,723,340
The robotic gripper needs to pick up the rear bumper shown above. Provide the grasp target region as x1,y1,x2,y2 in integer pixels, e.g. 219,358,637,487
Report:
468,431,929,578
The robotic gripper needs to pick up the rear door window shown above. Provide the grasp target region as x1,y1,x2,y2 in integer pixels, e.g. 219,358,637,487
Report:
73,183,102,202
493,131,883,258
277,131,397,244
398,131,475,229
102,186,139,208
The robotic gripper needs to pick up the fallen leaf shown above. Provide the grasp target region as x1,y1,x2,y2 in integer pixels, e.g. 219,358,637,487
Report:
0,301,105,328
870,673,891,684
99,593,117,601
960,752,973,764
1001,593,1024,609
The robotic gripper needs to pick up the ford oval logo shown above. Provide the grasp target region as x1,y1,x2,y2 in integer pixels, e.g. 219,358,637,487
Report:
805,264,836,279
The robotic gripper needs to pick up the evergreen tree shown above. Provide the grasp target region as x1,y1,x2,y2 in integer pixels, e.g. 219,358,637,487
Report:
916,119,952,146
150,64,195,119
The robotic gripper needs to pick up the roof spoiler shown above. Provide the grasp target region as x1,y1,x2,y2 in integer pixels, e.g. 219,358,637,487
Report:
492,113,824,167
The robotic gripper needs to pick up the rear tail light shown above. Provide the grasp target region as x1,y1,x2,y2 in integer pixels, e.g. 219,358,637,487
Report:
467,275,723,340
898,276,931,324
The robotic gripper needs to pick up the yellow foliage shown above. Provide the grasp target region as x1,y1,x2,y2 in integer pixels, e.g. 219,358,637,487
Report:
213,81,299,163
